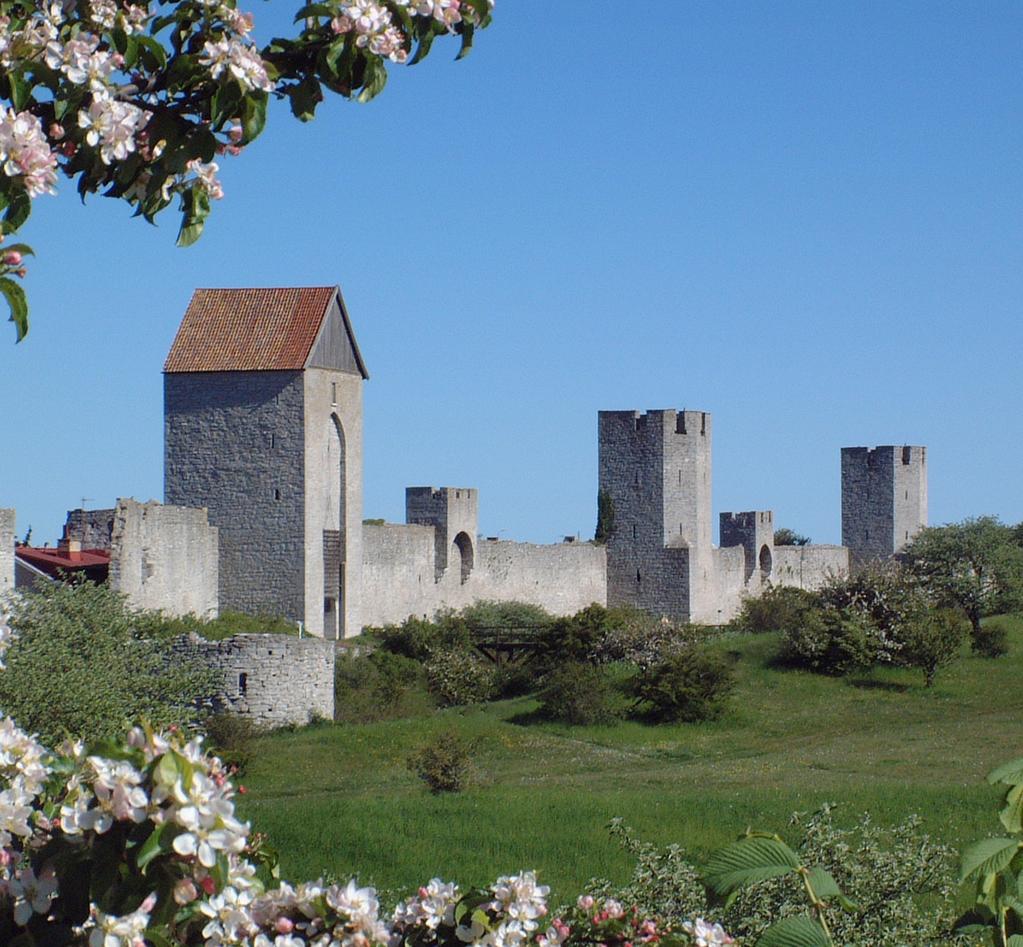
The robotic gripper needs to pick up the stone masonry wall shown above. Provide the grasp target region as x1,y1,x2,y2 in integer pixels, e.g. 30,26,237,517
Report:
109,499,218,618
64,508,116,550
165,371,306,622
172,633,334,727
773,544,849,589
360,523,606,627
0,508,13,598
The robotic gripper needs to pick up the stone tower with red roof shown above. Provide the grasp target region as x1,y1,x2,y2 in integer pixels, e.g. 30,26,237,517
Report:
164,287,368,638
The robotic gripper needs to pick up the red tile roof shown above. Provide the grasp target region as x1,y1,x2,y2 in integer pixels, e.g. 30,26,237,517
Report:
164,287,339,373
17,546,110,569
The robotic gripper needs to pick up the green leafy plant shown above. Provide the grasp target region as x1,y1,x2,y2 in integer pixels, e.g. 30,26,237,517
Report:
895,607,968,686
424,649,496,707
703,831,856,946
537,661,619,725
0,581,214,743
407,730,474,794
732,585,819,635
974,617,1012,658
955,756,1023,945
595,490,616,544
629,648,735,722
782,606,878,676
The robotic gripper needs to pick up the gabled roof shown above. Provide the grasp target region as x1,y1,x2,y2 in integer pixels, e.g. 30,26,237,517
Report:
163,286,368,376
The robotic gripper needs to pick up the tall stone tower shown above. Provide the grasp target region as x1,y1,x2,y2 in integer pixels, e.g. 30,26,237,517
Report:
841,445,927,566
598,409,714,621
164,287,368,638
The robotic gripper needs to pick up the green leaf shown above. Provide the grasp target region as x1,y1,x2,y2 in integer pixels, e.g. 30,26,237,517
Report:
136,35,168,72
135,822,169,870
703,836,801,898
357,55,388,103
241,92,268,142
0,275,29,342
3,188,31,234
1006,936,1023,947
2,243,33,257
756,915,832,947
990,758,1023,786
1002,782,1023,834
293,3,334,21
805,866,857,911
409,27,436,66
456,22,474,60
287,78,322,121
960,837,1022,883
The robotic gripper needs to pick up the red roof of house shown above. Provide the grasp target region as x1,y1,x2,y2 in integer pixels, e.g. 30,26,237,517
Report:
16,546,111,570
164,286,341,373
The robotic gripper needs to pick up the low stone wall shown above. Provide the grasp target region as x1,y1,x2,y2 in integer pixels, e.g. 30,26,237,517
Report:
0,508,13,598
174,633,334,727
110,499,219,619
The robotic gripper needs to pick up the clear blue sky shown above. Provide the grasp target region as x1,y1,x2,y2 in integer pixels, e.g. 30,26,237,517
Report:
2,1,1020,546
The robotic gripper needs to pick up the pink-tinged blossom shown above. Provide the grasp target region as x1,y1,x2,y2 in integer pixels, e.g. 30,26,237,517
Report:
8,865,58,926
0,108,58,197
78,94,149,164
199,37,273,92
186,158,224,200
681,918,735,946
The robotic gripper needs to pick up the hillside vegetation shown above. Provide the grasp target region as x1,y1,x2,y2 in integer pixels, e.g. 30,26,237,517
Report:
238,615,1023,903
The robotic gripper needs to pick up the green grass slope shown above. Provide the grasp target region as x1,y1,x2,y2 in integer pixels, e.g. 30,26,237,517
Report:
238,618,1023,903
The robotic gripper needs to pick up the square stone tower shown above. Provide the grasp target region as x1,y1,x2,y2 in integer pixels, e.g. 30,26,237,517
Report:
406,487,479,583
841,445,927,566
598,409,714,621
164,287,368,638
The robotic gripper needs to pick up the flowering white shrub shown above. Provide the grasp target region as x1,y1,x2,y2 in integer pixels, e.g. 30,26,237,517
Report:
0,0,496,341
0,714,733,946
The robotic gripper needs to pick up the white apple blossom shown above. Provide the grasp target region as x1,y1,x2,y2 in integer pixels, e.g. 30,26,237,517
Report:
88,901,152,947
187,158,225,200
199,36,273,92
682,918,736,946
0,107,58,196
8,864,58,926
78,93,149,164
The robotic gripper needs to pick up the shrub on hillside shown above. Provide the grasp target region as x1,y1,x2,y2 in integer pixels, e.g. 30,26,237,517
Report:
407,730,474,794
781,606,877,675
492,662,536,699
537,661,619,725
817,565,929,664
895,607,968,687
373,614,472,662
732,585,819,635
594,609,703,668
424,649,496,706
629,648,735,722
535,604,621,664
134,608,297,641
971,616,1011,658
457,600,555,634
203,712,260,773
0,581,214,743
335,650,433,723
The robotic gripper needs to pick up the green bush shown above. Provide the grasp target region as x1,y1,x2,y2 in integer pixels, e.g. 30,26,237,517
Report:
424,649,496,707
732,585,819,635
972,616,1011,658
456,600,555,634
492,662,536,699
0,581,214,744
592,609,702,668
334,650,434,723
895,607,968,686
628,647,735,722
133,608,297,641
537,661,618,725
535,603,620,664
203,712,260,773
407,731,473,794
782,606,878,676
373,615,472,662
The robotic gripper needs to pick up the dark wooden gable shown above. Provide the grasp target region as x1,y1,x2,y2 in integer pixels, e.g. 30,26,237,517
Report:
305,289,369,378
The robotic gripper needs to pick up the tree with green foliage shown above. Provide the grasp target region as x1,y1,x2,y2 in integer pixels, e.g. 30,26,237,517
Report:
773,527,811,546
895,607,968,687
902,516,1023,643
595,490,615,544
0,580,213,743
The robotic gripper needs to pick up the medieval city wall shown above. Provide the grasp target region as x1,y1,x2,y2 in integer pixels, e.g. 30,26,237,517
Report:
165,371,307,623
64,508,116,550
0,508,13,598
710,545,747,624
360,524,606,627
772,544,849,589
172,633,334,727
109,499,219,619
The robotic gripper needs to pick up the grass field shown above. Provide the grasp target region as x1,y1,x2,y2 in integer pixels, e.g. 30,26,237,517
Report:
237,617,1023,904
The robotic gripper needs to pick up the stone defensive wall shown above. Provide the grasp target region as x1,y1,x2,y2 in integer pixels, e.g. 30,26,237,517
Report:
172,633,334,727
360,523,606,627
107,499,219,619
1,508,13,598
772,544,850,590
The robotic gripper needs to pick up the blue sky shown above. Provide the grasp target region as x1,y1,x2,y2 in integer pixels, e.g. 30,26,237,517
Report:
1,1,1021,546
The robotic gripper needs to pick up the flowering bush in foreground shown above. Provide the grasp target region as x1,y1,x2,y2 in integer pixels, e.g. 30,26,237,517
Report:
0,0,494,340
0,713,733,946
